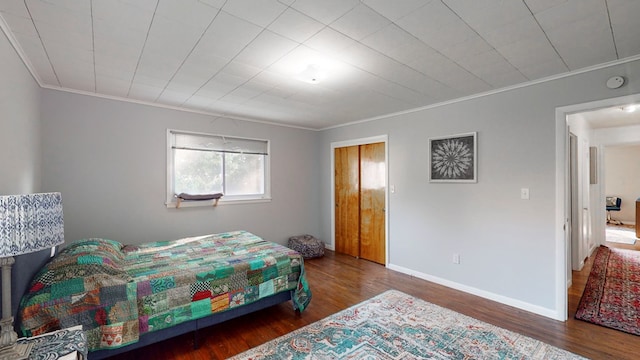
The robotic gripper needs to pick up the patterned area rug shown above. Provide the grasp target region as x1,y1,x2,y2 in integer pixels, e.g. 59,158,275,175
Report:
230,290,585,359
576,245,640,335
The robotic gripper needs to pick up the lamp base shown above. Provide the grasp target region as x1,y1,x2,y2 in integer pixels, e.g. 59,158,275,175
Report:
0,341,33,360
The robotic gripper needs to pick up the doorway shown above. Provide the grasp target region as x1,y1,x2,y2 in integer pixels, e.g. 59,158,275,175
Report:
555,93,640,321
331,136,388,265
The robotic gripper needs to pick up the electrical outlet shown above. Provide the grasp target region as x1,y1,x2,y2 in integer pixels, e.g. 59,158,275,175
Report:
453,253,460,264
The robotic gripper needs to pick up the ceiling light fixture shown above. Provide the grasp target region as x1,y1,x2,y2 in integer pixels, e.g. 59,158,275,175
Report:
621,105,637,113
297,64,326,84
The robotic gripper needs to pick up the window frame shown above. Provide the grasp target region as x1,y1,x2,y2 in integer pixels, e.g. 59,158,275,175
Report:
166,129,271,208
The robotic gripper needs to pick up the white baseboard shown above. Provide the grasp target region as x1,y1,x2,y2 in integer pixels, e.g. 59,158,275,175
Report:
386,263,563,321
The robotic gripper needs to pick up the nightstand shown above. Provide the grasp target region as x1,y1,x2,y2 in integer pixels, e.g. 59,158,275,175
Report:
16,326,87,360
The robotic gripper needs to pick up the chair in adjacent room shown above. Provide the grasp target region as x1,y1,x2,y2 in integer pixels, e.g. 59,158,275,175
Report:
606,196,623,225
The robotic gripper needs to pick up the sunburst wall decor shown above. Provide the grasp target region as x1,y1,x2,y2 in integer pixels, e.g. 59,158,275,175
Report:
429,132,477,183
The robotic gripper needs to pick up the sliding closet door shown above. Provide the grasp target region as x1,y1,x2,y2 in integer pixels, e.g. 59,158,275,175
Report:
334,146,360,257
359,142,385,265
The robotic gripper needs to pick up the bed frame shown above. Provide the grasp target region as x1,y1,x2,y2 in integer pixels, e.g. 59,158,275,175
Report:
7,247,294,360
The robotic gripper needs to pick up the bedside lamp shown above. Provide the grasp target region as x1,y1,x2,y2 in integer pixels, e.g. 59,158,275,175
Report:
0,193,64,360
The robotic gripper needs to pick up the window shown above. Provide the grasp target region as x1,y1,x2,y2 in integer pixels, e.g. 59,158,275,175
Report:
167,130,270,206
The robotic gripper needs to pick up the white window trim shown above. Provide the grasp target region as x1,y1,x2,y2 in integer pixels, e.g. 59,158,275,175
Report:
165,129,272,208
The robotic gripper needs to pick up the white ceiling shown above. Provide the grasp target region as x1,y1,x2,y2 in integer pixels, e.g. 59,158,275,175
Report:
1,0,639,129
578,103,640,129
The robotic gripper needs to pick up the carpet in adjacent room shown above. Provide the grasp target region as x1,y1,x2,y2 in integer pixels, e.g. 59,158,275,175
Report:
605,225,637,245
230,289,585,359
576,245,640,335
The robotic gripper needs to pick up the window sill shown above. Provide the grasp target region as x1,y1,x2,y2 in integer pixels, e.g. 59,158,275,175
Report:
165,198,272,209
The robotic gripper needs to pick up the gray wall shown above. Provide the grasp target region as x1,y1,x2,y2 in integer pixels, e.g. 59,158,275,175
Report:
40,90,321,246
319,59,640,315
0,29,41,194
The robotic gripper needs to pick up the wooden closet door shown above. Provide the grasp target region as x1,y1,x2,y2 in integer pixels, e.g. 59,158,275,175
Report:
334,146,360,257
359,142,385,264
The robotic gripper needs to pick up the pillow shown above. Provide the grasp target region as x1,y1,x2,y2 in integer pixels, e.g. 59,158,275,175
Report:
606,197,618,207
64,238,125,262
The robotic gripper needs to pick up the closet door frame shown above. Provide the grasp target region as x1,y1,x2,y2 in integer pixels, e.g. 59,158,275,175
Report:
330,135,388,266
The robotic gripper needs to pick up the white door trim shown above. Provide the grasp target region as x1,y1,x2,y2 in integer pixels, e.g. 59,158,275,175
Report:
555,93,640,321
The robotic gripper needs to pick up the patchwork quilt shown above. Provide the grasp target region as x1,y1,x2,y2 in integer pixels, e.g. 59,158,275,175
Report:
18,231,311,351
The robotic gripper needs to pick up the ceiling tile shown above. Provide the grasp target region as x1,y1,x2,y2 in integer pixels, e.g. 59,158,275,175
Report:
497,37,564,70
155,0,221,29
608,0,640,58
14,34,58,84
143,16,207,56
304,27,358,55
218,86,264,105
479,69,528,88
392,41,440,73
289,0,360,25
534,0,605,31
397,1,461,33
0,1,30,17
523,0,570,14
93,21,149,49
198,0,227,9
128,83,164,101
457,50,512,74
221,61,263,79
445,0,531,32
92,0,155,34
545,13,616,69
0,13,39,37
55,62,94,91
94,60,135,82
330,3,391,41
222,0,287,28
168,55,229,87
156,89,192,106
397,1,475,51
479,16,542,49
360,24,416,56
182,95,215,109
163,80,200,95
130,73,168,88
25,0,91,35
234,30,299,69
439,34,493,62
34,21,92,50
192,11,262,60
518,56,567,79
361,0,432,22
96,75,130,97
267,8,324,43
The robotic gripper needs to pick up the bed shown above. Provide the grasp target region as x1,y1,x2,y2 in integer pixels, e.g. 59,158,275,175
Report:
16,230,311,359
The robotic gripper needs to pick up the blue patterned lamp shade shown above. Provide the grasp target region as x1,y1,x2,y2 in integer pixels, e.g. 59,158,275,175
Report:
0,193,64,257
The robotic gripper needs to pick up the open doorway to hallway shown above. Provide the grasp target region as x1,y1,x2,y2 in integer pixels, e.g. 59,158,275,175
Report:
557,92,640,321
566,98,640,256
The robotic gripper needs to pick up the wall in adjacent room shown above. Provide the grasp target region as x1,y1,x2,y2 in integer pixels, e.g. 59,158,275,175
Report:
40,90,321,246
0,28,41,194
604,144,640,223
318,58,640,319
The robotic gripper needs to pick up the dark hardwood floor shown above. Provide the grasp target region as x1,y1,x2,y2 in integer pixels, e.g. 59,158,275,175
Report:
108,238,640,360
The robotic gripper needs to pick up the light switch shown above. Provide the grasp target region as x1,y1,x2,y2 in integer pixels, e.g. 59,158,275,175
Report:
390,185,396,193
521,188,530,200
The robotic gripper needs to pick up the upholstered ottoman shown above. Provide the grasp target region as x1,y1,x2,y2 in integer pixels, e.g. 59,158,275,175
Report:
288,234,324,259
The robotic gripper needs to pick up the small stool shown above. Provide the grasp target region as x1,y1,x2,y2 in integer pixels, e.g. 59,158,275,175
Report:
288,235,324,259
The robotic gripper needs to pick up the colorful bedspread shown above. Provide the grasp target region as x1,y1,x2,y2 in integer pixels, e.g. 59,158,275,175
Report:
18,231,311,351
